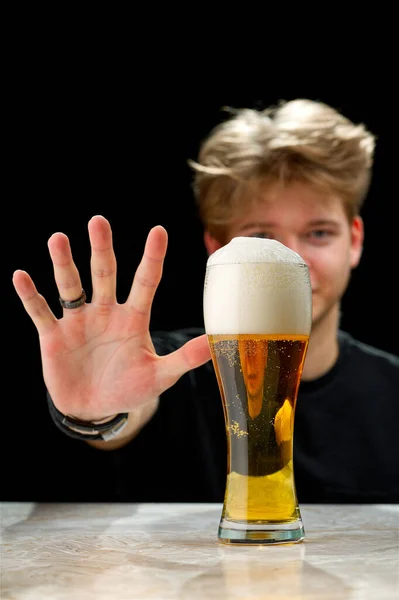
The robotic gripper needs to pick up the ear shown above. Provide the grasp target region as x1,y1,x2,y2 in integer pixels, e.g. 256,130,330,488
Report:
350,216,364,268
204,230,224,256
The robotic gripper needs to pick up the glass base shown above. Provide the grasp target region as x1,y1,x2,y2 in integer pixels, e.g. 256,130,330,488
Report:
218,517,305,545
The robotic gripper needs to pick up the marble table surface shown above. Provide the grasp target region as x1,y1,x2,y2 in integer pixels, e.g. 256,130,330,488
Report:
1,502,398,599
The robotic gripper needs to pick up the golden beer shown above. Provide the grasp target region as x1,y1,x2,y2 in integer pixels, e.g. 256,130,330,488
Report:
209,333,308,522
203,237,312,544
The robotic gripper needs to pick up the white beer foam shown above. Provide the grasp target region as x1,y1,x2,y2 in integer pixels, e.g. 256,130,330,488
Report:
204,237,312,335
206,236,306,267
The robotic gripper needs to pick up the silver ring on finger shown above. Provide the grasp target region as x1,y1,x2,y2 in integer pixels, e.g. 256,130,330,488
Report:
59,289,87,309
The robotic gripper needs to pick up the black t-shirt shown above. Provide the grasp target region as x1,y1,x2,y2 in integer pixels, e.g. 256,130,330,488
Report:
119,328,399,504
10,329,399,503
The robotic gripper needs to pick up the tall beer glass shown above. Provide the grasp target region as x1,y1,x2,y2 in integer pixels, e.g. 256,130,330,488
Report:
203,237,312,544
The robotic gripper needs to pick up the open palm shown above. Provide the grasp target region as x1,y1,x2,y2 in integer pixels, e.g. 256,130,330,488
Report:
12,216,210,422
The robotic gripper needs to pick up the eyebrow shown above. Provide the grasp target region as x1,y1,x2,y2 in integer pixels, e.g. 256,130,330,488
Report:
238,219,341,231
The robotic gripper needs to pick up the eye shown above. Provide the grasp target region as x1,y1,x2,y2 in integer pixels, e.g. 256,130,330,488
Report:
306,229,335,243
248,232,272,239
310,230,329,238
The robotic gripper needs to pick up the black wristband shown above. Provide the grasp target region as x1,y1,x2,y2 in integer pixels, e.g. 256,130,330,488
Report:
46,391,129,441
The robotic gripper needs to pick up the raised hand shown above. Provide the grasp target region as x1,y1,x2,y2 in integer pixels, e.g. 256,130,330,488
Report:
12,216,211,422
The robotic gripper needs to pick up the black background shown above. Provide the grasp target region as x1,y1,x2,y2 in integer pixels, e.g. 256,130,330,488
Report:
8,90,398,352
4,30,398,499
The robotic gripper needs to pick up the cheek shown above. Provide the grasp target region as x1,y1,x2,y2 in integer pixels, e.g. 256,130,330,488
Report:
307,251,351,291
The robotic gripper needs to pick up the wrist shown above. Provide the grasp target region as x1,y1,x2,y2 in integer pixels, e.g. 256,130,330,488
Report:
46,391,129,442
87,397,160,451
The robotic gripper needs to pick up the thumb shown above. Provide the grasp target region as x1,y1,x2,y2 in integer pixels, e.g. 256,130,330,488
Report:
158,334,211,390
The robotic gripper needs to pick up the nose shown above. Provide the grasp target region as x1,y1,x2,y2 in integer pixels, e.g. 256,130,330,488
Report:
276,236,311,268
276,235,301,256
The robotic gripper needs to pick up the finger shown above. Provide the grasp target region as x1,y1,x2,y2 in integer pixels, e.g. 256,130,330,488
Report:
88,215,117,306
158,334,211,390
12,270,58,336
126,225,168,329
47,231,85,311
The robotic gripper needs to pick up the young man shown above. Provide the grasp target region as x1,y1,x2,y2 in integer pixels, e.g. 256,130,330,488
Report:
12,99,399,503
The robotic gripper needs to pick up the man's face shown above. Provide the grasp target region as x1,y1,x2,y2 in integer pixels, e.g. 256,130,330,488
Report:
205,182,363,329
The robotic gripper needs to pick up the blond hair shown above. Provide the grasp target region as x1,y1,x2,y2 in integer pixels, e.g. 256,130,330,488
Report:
189,99,376,242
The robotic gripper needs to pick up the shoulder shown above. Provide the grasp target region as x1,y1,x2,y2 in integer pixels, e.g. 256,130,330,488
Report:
339,330,399,377
341,331,398,364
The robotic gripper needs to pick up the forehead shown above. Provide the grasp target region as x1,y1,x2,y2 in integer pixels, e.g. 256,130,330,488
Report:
236,182,347,224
